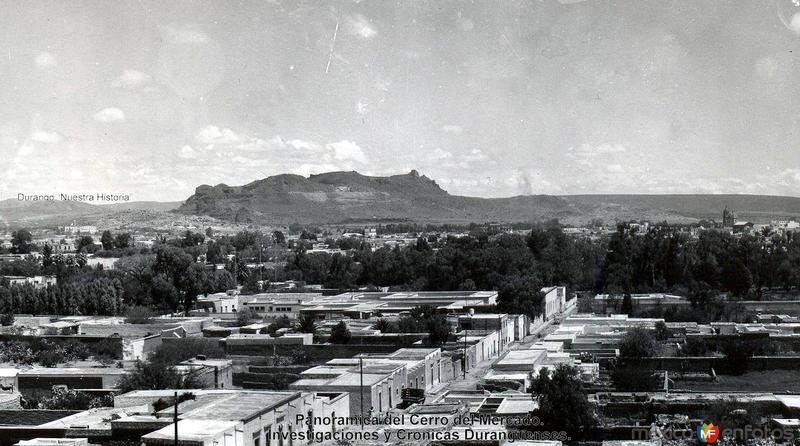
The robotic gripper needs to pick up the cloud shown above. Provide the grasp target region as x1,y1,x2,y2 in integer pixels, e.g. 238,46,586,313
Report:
178,145,198,159
441,125,463,135
164,23,210,44
777,168,800,188
112,69,152,88
17,144,35,156
605,164,624,173
34,52,57,69
428,148,453,160
29,130,62,144
326,140,368,164
93,108,126,123
196,125,241,145
347,14,377,38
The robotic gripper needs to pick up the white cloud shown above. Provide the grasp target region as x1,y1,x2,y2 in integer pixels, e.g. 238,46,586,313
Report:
428,148,453,160
112,69,152,88
17,144,35,156
93,107,126,123
164,24,210,44
196,125,241,145
347,14,377,38
178,145,198,159
777,168,800,188
326,140,368,164
29,130,62,144
606,164,624,173
441,125,463,135
34,52,57,69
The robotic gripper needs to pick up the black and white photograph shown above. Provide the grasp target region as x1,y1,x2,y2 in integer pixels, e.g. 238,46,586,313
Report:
2,1,800,445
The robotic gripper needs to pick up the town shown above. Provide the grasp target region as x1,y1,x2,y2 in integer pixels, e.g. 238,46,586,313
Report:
0,208,799,446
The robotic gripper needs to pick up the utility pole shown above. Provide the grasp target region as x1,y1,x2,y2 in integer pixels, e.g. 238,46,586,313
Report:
233,247,238,287
463,324,467,379
173,391,179,446
359,357,364,430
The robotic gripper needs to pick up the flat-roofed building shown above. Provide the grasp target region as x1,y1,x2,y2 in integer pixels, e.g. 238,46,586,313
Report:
291,359,406,416
120,389,349,446
592,293,689,314
299,291,499,320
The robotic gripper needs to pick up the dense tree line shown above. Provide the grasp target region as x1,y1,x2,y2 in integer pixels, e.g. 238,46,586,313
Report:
600,224,800,299
0,278,123,315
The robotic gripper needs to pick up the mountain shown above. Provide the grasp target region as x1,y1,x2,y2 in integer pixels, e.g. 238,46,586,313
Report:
0,199,181,228
176,171,800,225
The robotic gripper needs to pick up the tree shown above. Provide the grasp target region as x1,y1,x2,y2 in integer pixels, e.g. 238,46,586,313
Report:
619,326,659,358
11,230,32,254
76,236,96,253
0,313,14,326
41,244,54,268
621,293,633,315
272,231,286,245
100,230,114,251
267,315,292,337
721,258,752,297
114,233,132,249
498,275,544,319
36,387,113,410
654,321,669,341
235,307,257,327
531,364,595,437
117,360,200,393
329,321,351,344
298,314,317,334
425,314,452,346
374,318,395,333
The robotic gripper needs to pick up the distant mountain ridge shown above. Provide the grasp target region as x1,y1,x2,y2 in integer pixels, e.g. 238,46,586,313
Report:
0,199,181,227
4,170,800,228
175,170,800,225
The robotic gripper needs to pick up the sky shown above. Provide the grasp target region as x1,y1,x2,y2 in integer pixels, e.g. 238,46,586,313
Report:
3,0,800,201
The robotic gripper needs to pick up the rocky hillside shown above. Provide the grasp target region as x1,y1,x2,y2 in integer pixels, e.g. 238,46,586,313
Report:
175,171,800,225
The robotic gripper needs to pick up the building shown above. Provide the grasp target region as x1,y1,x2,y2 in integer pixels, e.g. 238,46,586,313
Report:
291,359,406,416
592,293,689,314
541,286,567,321
61,225,98,235
176,357,234,389
15,367,129,400
1,275,57,289
115,389,349,446
299,291,499,320
196,290,241,313
239,293,321,320
733,220,754,234
15,439,89,446
722,206,735,227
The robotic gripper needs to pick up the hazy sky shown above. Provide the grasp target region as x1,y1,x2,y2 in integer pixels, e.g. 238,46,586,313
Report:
3,0,800,201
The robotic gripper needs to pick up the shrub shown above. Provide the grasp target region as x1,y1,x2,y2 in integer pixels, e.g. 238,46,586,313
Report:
329,321,351,344
619,326,659,358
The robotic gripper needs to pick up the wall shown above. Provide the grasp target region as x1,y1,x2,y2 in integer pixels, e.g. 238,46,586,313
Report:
225,343,401,360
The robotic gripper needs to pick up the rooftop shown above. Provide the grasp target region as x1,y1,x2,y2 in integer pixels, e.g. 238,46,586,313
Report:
142,419,240,442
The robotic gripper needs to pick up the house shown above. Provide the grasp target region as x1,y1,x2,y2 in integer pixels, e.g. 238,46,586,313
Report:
291,359,407,416
114,389,349,446
16,367,129,400
176,357,234,389
733,221,754,234
1,275,57,289
541,286,567,321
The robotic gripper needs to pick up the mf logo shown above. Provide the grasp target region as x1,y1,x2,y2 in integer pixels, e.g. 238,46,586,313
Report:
696,422,720,444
